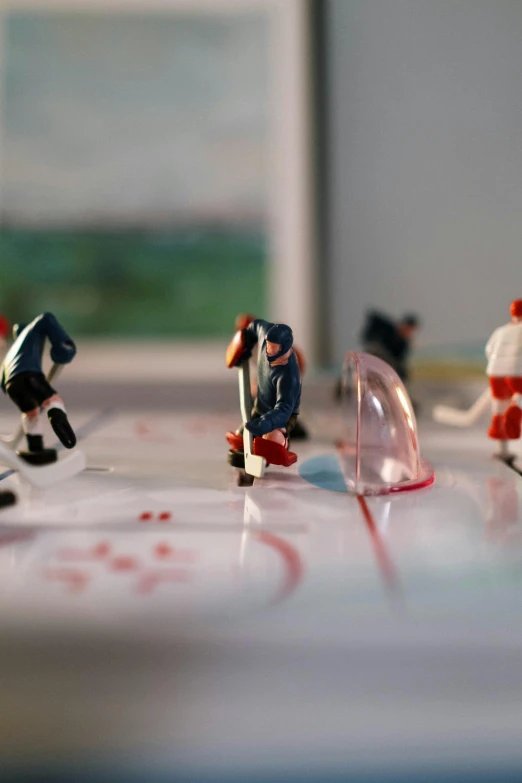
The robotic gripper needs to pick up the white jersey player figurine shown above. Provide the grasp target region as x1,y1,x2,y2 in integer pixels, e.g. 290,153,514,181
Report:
486,299,522,440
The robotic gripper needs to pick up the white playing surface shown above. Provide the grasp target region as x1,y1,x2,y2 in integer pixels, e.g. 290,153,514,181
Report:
1,403,521,780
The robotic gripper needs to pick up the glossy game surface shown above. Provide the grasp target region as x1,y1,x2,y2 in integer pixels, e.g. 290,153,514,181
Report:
1,401,522,781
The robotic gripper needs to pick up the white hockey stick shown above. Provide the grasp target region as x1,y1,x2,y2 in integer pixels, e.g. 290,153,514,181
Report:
1,363,63,447
0,442,85,487
433,387,490,427
238,359,266,478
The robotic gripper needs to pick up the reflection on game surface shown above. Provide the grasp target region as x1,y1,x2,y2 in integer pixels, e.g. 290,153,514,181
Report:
0,409,521,780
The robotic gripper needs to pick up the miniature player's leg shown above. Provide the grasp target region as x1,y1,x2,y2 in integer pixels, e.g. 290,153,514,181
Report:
6,372,76,459
5,373,58,463
41,394,76,449
488,378,510,439
253,416,298,467
503,378,522,439
18,408,58,464
289,418,309,441
22,408,45,453
262,413,298,447
262,428,286,445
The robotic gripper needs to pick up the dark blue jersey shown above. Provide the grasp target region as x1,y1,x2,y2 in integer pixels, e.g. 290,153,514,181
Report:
244,319,301,435
1,313,76,391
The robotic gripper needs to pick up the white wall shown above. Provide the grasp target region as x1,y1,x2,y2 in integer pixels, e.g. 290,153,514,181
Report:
327,0,522,363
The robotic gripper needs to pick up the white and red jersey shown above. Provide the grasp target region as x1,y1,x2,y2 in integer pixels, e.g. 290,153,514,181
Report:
486,320,522,377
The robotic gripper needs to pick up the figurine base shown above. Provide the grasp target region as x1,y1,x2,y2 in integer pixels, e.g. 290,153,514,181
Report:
227,449,256,486
227,448,245,469
17,448,58,466
236,470,255,487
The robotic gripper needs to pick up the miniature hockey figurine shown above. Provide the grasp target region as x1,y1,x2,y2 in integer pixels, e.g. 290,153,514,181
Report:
485,299,522,441
226,319,301,475
334,310,420,402
1,313,77,464
433,300,522,455
360,310,420,384
234,313,309,440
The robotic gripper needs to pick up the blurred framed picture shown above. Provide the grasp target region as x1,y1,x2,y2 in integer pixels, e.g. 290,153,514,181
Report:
0,0,314,351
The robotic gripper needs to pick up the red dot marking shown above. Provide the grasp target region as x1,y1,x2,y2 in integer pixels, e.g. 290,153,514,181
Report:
93,542,111,558
153,544,198,562
111,556,139,572
140,512,153,522
158,511,171,521
155,543,173,559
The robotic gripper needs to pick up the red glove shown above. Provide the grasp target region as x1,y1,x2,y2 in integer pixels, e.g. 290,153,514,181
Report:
226,330,251,368
235,313,255,332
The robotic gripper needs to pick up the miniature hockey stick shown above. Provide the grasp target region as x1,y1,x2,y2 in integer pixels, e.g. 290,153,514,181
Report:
0,362,63,447
238,359,266,479
432,387,490,427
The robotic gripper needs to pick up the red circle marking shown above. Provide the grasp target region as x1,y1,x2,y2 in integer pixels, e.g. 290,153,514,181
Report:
253,530,304,605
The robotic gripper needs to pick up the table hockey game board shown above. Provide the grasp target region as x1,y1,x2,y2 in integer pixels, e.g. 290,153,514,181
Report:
1,392,522,783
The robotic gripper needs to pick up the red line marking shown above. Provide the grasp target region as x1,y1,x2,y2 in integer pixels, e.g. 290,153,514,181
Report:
137,568,193,595
253,530,304,605
356,495,400,592
57,541,111,562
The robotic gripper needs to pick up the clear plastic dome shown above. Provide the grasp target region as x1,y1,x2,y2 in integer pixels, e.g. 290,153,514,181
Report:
338,352,434,496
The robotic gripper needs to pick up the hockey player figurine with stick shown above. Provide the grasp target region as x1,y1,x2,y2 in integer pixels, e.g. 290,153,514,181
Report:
1,313,77,464
226,319,301,469
234,313,309,441
485,299,522,441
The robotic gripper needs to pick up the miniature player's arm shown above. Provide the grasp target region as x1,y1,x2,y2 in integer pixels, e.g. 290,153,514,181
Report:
240,319,271,359
246,374,298,436
485,328,500,361
40,313,77,364
226,318,272,368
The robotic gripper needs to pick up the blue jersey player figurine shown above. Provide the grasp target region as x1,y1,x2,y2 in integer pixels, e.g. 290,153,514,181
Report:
226,319,301,468
1,313,77,463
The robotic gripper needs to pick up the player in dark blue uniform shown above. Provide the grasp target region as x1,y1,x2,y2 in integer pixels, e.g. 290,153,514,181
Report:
361,311,420,383
234,313,309,440
1,313,77,455
226,320,301,457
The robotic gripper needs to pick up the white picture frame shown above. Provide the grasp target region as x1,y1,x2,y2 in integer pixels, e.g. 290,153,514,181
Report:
0,0,316,361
